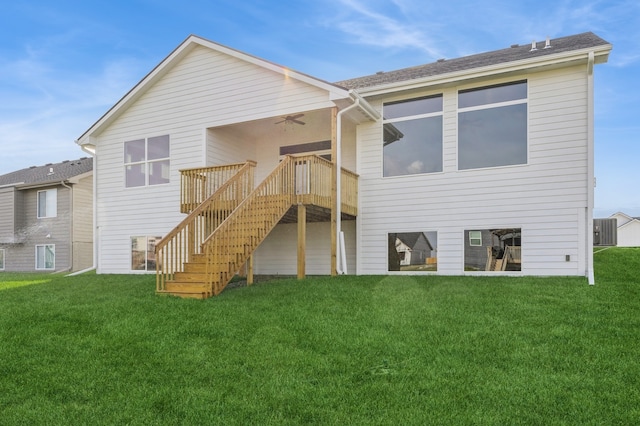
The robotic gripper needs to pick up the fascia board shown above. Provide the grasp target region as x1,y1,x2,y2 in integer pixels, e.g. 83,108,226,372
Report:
356,45,612,97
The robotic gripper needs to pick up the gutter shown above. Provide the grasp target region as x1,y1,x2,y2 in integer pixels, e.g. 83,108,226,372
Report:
335,91,380,274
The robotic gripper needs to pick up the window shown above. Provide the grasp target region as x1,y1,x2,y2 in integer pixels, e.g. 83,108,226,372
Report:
388,231,438,271
124,135,170,187
131,236,162,271
37,189,57,218
469,231,482,246
36,244,55,270
464,228,521,272
383,95,443,177
458,81,527,170
0,249,4,270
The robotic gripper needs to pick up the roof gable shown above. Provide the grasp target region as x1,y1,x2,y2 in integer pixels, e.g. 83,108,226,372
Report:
77,35,350,145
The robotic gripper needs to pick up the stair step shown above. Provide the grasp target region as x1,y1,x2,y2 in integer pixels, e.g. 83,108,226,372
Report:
157,289,210,299
173,271,209,282
165,281,211,293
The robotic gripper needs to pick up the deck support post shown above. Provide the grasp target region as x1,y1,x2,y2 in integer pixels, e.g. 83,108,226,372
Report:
297,204,306,280
330,106,338,276
247,255,254,286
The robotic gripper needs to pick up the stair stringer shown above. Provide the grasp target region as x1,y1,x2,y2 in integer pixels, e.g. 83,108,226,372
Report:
202,157,299,295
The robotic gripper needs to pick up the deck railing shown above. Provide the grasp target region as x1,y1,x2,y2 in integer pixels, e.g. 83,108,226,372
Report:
203,154,359,295
202,155,297,295
180,162,250,213
156,161,256,292
157,155,359,296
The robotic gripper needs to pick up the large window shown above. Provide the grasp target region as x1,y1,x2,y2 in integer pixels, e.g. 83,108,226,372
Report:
131,236,162,271
124,135,170,187
388,231,438,271
0,249,4,270
458,81,527,170
36,244,55,270
383,95,443,177
464,228,521,272
37,189,57,218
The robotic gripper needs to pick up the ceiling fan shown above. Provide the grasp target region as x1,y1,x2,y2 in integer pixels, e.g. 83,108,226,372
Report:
275,113,305,126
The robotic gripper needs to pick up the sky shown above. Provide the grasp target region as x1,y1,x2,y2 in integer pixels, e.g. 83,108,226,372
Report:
0,0,638,217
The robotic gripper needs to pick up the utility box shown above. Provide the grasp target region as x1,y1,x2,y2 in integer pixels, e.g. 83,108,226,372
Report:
594,218,617,246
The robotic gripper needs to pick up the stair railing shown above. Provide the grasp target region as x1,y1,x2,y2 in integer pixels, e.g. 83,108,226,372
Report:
156,161,256,292
180,162,251,213
203,155,331,295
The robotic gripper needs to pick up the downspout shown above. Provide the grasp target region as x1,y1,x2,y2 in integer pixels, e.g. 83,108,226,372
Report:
587,51,595,285
335,98,360,274
68,143,98,276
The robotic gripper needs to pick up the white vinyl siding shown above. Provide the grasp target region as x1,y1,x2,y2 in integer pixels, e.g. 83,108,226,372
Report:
357,65,591,277
94,46,339,273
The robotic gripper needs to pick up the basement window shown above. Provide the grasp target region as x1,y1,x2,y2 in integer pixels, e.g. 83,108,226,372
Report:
464,228,522,272
124,135,170,187
388,231,438,272
0,249,4,270
131,236,162,271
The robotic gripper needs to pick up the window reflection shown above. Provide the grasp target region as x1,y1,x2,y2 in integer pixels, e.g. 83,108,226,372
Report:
464,229,521,271
383,95,443,177
388,232,438,271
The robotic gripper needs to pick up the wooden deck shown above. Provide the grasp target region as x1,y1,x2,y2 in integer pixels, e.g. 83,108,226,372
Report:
156,155,358,298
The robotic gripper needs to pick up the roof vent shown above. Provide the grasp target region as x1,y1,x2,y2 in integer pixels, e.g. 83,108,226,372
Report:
47,167,54,176
376,71,384,75
544,36,552,49
437,58,445,62
530,40,537,52
511,44,519,48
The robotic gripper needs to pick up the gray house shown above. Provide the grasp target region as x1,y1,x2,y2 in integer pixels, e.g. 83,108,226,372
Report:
0,158,93,272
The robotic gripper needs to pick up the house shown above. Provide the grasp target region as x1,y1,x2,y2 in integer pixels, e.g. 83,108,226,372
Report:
0,158,93,272
75,32,611,297
389,232,436,271
610,212,640,247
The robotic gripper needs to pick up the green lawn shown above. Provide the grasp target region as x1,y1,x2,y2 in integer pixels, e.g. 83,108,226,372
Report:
1,248,639,425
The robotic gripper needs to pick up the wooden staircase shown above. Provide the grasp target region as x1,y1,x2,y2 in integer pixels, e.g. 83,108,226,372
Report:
156,155,344,298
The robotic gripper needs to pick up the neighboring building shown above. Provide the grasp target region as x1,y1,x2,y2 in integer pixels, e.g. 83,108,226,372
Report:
610,212,640,247
75,32,611,296
0,158,93,272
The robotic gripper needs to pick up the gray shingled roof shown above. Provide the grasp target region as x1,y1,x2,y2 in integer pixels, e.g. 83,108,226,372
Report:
0,157,93,187
335,32,610,90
